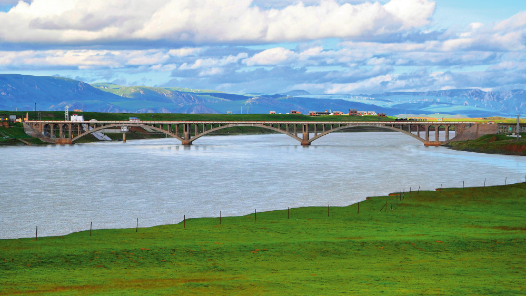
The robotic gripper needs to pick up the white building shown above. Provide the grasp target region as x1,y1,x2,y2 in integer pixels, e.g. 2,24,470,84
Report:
70,114,84,121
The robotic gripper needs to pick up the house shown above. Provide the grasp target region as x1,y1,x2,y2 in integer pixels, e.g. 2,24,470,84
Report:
378,113,386,117
227,111,232,114
357,111,367,116
333,111,343,115
129,117,140,122
71,114,85,121
290,110,301,114
349,109,357,116
73,109,83,112
367,111,377,115
269,111,276,114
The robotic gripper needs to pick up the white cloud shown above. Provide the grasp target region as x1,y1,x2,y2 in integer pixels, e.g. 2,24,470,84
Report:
168,48,203,57
243,47,295,66
179,53,248,69
0,0,436,44
0,49,173,68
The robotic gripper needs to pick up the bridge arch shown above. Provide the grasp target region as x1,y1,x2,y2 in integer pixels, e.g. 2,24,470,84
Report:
71,123,184,143
307,124,426,144
188,123,302,144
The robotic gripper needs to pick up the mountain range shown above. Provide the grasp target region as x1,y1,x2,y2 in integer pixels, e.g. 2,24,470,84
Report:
1,74,525,117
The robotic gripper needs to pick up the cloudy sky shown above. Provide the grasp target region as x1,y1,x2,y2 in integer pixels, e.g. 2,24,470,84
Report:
0,0,525,94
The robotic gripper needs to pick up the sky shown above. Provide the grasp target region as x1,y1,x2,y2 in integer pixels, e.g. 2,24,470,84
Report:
0,0,525,94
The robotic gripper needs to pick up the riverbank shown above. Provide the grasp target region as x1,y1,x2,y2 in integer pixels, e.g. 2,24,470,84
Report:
447,134,526,156
1,183,525,295
0,124,45,146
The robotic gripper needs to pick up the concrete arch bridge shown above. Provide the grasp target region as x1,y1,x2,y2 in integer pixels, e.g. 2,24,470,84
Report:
24,120,475,146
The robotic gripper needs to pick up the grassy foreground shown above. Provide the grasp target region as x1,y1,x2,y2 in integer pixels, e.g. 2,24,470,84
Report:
1,184,526,295
447,134,526,156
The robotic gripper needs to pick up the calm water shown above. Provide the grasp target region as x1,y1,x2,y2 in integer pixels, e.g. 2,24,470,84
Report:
1,132,525,239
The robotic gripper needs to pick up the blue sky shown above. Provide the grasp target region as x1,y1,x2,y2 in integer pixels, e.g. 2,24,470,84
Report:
0,0,525,94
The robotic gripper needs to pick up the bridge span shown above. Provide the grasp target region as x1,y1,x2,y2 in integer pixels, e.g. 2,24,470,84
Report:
24,120,476,146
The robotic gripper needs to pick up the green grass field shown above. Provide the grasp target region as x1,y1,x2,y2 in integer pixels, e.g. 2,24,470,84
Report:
447,134,526,156
1,184,525,295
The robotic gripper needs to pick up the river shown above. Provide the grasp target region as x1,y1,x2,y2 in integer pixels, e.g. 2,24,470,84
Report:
1,131,525,239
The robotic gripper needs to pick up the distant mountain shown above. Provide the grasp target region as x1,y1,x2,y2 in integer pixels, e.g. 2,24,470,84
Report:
0,74,120,112
1,74,524,117
280,90,310,96
366,89,526,116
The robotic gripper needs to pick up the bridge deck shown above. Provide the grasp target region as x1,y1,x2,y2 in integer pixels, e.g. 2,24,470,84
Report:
26,120,476,124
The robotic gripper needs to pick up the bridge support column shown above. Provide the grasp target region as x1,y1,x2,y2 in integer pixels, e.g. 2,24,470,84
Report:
183,123,192,146
425,125,430,141
123,133,126,143
294,124,297,137
445,125,450,141
59,125,64,138
314,124,317,136
50,124,54,138
416,124,420,138
68,124,72,139
435,125,439,142
301,124,310,146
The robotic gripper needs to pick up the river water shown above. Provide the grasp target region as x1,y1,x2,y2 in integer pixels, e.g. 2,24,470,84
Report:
1,132,525,239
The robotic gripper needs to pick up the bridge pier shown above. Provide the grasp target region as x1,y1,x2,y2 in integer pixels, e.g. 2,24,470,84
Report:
435,125,439,142
183,123,192,145
445,125,450,141
301,124,310,146
425,125,430,141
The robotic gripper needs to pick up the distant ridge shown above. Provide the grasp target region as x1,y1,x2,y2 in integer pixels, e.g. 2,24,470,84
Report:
280,90,310,96
0,74,523,117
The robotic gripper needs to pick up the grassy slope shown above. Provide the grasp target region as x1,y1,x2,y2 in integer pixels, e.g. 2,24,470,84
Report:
1,184,525,295
448,134,526,156
0,123,44,145
2,110,395,122
92,83,221,94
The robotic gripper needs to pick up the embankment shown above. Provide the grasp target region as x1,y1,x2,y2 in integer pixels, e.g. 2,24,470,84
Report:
447,134,526,156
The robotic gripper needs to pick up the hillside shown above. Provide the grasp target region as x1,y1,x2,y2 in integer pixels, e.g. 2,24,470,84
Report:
1,74,525,117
